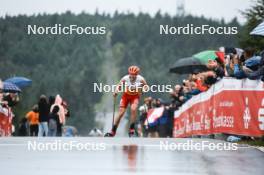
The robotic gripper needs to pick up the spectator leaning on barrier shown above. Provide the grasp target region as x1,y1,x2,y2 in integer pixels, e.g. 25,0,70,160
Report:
225,54,235,77
170,84,184,108
207,59,225,79
191,73,208,92
197,71,217,88
181,81,192,102
233,47,261,79
245,50,264,81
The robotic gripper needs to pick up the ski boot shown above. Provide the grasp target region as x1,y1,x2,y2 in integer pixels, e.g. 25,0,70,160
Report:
104,131,115,137
128,129,137,137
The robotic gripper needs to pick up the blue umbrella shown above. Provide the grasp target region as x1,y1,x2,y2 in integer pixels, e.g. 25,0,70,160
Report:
5,77,32,88
3,82,22,93
250,21,264,36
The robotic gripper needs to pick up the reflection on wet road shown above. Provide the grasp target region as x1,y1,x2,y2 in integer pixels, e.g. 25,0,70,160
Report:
0,137,263,175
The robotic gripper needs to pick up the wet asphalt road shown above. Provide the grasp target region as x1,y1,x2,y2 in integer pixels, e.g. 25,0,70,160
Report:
0,137,263,175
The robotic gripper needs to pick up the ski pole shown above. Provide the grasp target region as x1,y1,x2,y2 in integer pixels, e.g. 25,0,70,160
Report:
112,96,116,128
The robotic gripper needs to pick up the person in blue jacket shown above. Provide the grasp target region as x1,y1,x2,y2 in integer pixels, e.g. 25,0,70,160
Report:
233,47,261,79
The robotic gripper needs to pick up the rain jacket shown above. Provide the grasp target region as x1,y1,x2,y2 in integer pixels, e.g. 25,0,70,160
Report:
246,55,264,80
26,111,39,125
50,95,65,125
234,56,261,79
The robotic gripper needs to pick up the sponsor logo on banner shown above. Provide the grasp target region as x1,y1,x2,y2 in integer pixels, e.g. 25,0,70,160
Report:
243,97,251,129
258,98,264,130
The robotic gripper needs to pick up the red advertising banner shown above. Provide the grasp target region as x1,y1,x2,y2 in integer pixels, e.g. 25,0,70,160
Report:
173,78,264,138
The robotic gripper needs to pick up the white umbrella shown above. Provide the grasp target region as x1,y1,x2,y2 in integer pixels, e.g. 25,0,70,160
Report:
250,21,264,36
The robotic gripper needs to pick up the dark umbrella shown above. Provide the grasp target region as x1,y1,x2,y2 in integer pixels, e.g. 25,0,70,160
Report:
5,77,32,88
170,50,225,74
169,57,209,74
3,82,22,93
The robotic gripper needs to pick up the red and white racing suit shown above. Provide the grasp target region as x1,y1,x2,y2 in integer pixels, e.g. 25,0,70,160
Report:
119,75,146,108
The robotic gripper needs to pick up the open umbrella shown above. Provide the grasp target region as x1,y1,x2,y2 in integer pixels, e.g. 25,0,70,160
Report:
3,82,22,93
170,50,224,74
250,21,264,36
5,77,32,88
193,50,224,64
169,57,208,74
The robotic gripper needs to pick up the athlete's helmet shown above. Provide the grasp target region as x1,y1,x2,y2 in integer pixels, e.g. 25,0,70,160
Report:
128,65,140,75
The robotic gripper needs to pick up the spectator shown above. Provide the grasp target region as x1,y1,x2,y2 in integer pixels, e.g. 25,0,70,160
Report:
50,94,65,136
192,74,208,92
62,100,70,118
38,95,49,137
207,59,225,78
0,80,5,115
26,105,39,136
233,47,261,79
189,81,201,95
245,50,264,80
146,98,161,138
224,54,235,77
170,84,184,108
181,85,192,102
156,99,171,137
138,97,152,137
3,93,19,107
0,79,3,104
48,96,55,111
48,105,60,137
18,117,28,136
